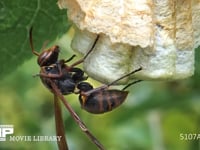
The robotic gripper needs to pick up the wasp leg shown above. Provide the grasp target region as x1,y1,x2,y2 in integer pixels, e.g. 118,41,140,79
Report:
107,67,142,86
80,85,108,96
78,67,142,96
121,80,142,91
69,35,100,68
34,62,64,78
77,81,109,97
33,72,63,78
64,55,76,63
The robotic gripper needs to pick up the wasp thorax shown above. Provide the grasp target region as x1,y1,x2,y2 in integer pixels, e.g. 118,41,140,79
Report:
58,0,200,83
37,45,60,66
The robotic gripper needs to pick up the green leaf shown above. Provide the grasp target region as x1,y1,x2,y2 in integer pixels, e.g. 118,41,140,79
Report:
0,0,70,79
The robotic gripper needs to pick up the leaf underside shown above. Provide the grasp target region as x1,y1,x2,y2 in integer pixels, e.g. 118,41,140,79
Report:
0,0,71,79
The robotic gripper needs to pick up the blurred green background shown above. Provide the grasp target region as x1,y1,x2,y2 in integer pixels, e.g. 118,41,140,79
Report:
0,0,200,150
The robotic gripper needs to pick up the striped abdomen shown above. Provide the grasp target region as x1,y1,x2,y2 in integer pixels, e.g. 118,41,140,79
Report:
79,90,128,114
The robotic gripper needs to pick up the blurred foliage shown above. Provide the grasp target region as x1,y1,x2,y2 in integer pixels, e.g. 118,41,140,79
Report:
0,1,200,150
0,0,71,79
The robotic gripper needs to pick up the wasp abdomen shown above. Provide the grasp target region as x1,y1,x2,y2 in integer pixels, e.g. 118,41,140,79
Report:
80,90,128,114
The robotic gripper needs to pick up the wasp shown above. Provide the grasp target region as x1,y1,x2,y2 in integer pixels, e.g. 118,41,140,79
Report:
40,60,142,114
29,28,90,95
29,27,104,150
30,27,142,150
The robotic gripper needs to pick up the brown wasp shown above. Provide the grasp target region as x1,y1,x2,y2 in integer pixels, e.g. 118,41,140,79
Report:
29,27,141,150
29,27,104,150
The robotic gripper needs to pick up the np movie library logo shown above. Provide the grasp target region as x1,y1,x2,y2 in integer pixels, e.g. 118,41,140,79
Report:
0,125,14,141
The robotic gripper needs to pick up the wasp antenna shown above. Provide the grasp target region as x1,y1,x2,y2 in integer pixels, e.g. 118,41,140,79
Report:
29,27,40,56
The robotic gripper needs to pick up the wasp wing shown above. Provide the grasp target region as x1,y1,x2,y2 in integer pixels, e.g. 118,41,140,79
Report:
53,92,68,150
50,80,105,150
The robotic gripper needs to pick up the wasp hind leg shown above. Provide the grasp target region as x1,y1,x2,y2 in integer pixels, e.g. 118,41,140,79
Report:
121,80,142,91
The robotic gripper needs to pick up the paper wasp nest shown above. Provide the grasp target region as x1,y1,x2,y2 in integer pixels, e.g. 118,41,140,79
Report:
58,0,200,84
